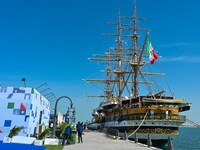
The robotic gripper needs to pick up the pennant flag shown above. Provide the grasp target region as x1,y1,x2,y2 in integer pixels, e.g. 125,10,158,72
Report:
147,36,158,64
20,103,26,110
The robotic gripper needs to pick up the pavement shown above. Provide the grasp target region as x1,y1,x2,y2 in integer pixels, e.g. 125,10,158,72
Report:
63,131,158,150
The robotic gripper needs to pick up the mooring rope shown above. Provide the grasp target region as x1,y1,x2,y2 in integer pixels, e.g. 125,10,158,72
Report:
127,110,149,138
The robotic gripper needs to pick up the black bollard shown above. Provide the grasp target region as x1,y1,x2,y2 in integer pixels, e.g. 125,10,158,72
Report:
117,131,119,137
134,133,138,143
124,131,128,140
147,134,152,147
106,129,108,136
167,136,174,150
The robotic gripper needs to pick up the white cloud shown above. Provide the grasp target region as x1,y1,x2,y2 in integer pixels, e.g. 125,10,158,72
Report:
161,56,200,63
158,42,199,49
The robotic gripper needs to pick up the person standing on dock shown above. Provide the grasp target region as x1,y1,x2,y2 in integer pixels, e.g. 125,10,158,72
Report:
77,122,83,143
62,125,72,145
83,123,87,130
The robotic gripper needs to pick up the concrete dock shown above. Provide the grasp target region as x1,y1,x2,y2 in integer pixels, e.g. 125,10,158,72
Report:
63,131,158,150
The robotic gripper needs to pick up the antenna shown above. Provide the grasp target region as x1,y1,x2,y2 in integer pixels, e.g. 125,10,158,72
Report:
133,0,137,35
134,0,137,18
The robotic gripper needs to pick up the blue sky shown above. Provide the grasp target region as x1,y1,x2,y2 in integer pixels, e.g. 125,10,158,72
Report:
0,0,200,124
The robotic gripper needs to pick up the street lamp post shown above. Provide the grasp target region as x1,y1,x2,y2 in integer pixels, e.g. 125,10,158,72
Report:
22,78,26,87
51,96,73,138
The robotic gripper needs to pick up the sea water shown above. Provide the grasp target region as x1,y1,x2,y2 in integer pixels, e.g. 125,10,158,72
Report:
172,127,200,150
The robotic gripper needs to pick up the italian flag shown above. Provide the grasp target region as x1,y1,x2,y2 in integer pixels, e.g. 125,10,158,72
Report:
147,36,158,64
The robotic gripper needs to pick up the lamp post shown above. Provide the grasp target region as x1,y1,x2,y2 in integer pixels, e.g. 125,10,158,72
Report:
22,78,26,87
51,96,73,138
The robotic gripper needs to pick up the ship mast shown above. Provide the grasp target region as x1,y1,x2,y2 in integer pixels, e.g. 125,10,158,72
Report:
115,9,123,104
104,48,113,102
84,0,164,103
130,0,139,98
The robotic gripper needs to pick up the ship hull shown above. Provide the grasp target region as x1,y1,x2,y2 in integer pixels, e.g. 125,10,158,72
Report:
104,119,182,148
138,138,168,148
107,126,176,148
127,133,170,148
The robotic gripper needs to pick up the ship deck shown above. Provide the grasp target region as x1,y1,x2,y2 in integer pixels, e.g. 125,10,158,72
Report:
63,130,159,150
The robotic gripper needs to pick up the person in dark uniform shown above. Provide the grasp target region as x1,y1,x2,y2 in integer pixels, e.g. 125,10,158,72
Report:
76,122,83,143
83,123,87,130
62,125,72,145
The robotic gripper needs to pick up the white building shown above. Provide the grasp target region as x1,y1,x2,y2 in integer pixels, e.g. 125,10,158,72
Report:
0,86,50,141
57,112,65,125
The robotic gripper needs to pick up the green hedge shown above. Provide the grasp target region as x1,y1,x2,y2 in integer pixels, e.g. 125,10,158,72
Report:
45,145,63,150
69,132,77,144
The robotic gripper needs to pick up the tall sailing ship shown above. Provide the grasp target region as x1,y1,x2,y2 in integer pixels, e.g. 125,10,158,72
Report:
84,0,191,147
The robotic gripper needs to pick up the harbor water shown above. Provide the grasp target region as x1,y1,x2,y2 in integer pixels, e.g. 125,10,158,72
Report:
162,127,200,150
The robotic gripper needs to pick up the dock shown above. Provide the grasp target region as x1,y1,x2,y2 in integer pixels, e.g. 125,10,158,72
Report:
63,131,158,150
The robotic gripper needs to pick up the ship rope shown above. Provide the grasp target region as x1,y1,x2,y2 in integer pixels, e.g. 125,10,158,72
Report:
121,69,132,95
138,69,152,95
92,84,105,93
127,109,149,138
157,59,173,96
146,64,160,94
122,75,132,97
125,84,131,96
84,81,100,118
111,65,118,95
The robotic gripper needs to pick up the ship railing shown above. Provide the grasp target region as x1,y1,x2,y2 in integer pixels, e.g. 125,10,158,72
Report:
126,114,186,121
148,114,185,121
105,114,186,122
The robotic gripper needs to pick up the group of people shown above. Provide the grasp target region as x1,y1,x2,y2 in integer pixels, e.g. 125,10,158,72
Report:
62,121,84,145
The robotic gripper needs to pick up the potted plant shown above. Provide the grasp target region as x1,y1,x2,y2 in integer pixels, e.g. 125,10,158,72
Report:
56,122,69,139
3,126,24,143
34,128,51,146
8,126,24,138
